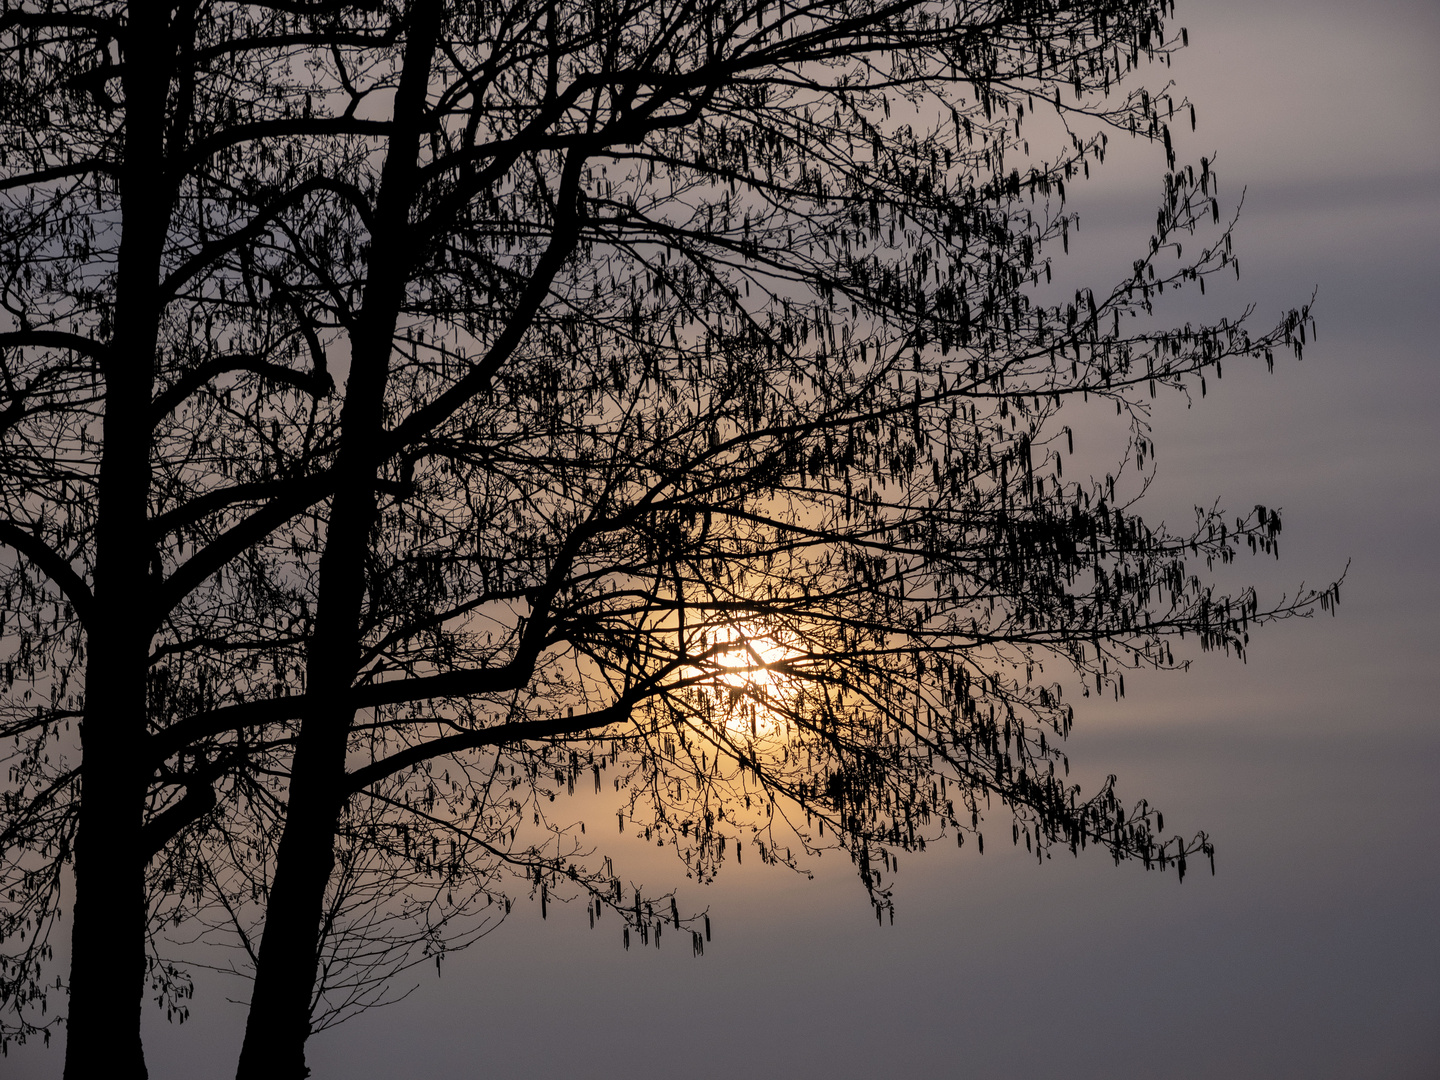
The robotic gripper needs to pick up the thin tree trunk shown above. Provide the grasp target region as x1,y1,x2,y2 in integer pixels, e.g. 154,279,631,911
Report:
234,5,441,1076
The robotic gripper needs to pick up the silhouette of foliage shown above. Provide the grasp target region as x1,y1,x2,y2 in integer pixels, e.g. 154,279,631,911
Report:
0,0,1338,1074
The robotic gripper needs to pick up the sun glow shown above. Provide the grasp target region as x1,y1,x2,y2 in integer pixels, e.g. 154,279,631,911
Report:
691,621,807,738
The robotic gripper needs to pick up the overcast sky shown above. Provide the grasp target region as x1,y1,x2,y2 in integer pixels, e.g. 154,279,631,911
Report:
13,1,1439,1077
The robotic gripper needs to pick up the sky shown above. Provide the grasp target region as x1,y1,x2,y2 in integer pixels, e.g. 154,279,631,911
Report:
11,0,1440,1076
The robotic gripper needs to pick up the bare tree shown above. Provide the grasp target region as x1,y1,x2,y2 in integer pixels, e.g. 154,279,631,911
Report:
0,0,1338,1076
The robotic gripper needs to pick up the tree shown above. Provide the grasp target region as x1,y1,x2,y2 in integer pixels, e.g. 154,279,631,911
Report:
0,1,385,1071
0,0,1338,1076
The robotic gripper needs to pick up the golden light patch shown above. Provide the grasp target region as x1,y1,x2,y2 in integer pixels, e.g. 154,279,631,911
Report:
694,621,805,738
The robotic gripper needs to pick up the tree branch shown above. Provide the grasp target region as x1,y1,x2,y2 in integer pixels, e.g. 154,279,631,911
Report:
343,698,635,794
0,521,95,627
140,776,217,860
0,330,109,363
153,470,336,623
158,175,376,302
150,353,334,425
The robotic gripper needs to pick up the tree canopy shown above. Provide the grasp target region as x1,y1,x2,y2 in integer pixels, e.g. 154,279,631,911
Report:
0,0,1335,1075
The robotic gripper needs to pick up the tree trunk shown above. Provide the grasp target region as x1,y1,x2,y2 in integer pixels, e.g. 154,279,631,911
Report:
64,639,151,1080
60,222,163,1077
234,5,440,1076
62,4,174,1074
230,718,348,1080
